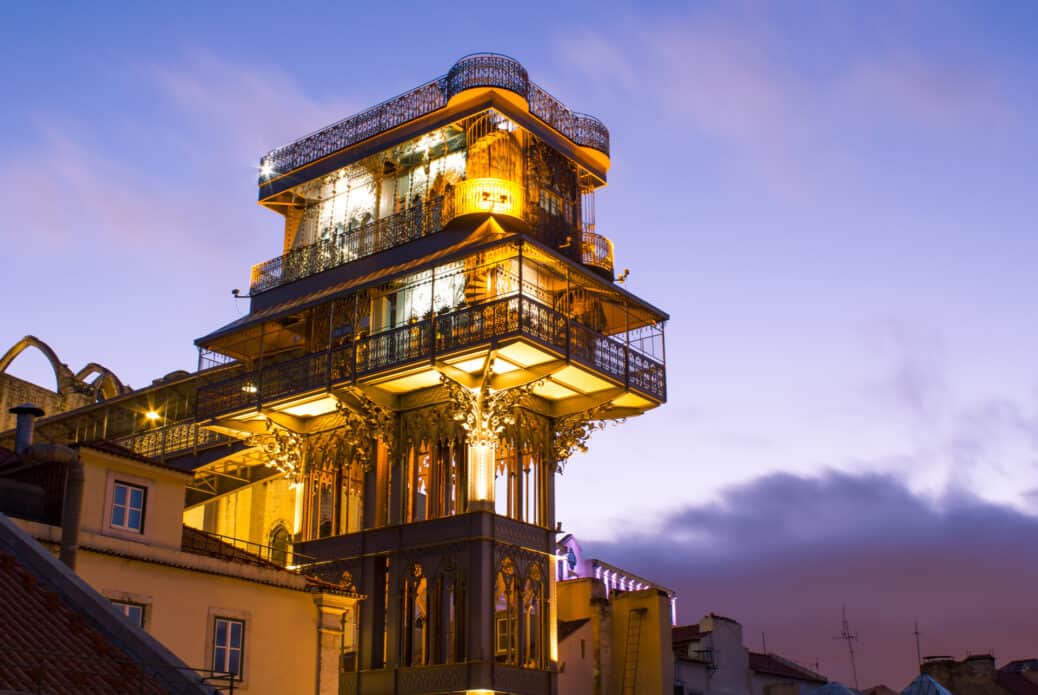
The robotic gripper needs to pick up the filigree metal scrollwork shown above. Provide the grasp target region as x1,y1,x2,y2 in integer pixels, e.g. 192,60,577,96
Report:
259,55,609,182
551,405,620,473
334,389,395,472
246,420,304,482
439,373,535,446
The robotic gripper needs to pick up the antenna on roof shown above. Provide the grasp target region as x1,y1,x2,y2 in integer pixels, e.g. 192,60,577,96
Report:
761,632,768,653
914,620,923,670
833,604,860,689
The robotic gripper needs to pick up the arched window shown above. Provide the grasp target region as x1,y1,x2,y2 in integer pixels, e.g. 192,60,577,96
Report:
269,524,291,566
523,563,545,669
495,557,518,664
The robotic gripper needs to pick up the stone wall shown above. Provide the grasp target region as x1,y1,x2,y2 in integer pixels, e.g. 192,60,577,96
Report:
0,373,88,432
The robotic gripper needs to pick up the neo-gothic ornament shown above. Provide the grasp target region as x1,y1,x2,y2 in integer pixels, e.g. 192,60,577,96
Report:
551,405,618,473
334,388,395,471
439,373,534,446
247,420,304,481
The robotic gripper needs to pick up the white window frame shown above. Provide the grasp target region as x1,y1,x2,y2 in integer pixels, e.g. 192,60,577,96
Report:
212,617,245,678
102,471,155,542
206,607,251,686
112,600,146,627
110,481,146,532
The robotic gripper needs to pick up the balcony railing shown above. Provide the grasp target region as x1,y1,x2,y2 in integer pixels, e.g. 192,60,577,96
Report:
115,420,236,460
182,528,315,569
580,230,614,274
259,53,609,181
250,197,446,294
196,296,665,420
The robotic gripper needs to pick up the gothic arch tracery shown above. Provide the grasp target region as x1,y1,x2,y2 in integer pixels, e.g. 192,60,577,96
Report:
0,335,130,403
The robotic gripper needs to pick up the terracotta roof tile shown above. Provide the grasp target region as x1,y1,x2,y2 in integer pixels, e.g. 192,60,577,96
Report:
0,549,172,694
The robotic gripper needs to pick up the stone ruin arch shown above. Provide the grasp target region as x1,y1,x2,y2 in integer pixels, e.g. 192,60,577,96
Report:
75,363,129,402
0,336,130,426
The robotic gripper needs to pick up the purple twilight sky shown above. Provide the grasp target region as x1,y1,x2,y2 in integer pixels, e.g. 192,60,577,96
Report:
2,2,1037,687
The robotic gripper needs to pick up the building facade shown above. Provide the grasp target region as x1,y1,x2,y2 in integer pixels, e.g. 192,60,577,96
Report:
1,427,358,694
1,53,668,695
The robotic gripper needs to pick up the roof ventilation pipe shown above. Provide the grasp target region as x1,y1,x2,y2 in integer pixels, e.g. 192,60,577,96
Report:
8,405,83,571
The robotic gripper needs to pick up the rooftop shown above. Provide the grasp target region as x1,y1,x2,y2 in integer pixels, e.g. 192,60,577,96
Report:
749,651,827,684
0,515,213,695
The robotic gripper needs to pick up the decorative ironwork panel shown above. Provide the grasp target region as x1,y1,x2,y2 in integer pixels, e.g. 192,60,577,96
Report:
580,230,614,273
627,350,666,401
572,113,611,153
435,295,519,353
569,322,626,384
251,197,445,294
260,80,446,177
119,420,235,459
259,55,609,184
197,373,258,419
261,351,328,403
445,53,529,99
493,664,551,695
396,664,468,693
357,321,432,375
494,516,550,552
519,297,567,353
329,343,353,385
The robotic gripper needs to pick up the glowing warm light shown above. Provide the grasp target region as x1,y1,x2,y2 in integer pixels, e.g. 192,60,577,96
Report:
467,439,496,511
259,161,274,178
454,177,523,218
144,410,160,421
241,382,259,394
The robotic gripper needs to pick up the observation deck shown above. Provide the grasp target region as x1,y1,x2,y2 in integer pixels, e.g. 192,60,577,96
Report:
257,53,610,197
195,292,665,423
249,192,615,295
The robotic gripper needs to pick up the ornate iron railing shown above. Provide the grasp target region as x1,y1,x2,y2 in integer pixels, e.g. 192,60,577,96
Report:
580,230,614,274
250,197,445,293
435,296,519,353
356,320,433,375
258,53,609,181
569,321,627,385
115,420,236,460
196,295,664,420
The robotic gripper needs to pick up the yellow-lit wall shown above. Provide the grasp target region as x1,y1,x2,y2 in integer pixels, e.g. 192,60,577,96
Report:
78,447,189,551
609,590,674,695
77,549,321,694
189,477,298,548
15,447,356,695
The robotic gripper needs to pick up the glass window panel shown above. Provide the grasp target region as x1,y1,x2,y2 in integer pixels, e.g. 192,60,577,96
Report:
114,484,127,506
111,506,126,527
127,509,142,531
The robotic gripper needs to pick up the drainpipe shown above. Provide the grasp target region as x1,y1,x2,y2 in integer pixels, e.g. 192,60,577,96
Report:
8,405,84,570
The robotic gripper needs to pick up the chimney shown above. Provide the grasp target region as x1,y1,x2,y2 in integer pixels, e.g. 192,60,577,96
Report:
10,404,45,455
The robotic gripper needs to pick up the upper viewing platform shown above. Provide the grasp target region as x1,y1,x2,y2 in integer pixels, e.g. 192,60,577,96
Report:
257,53,610,197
